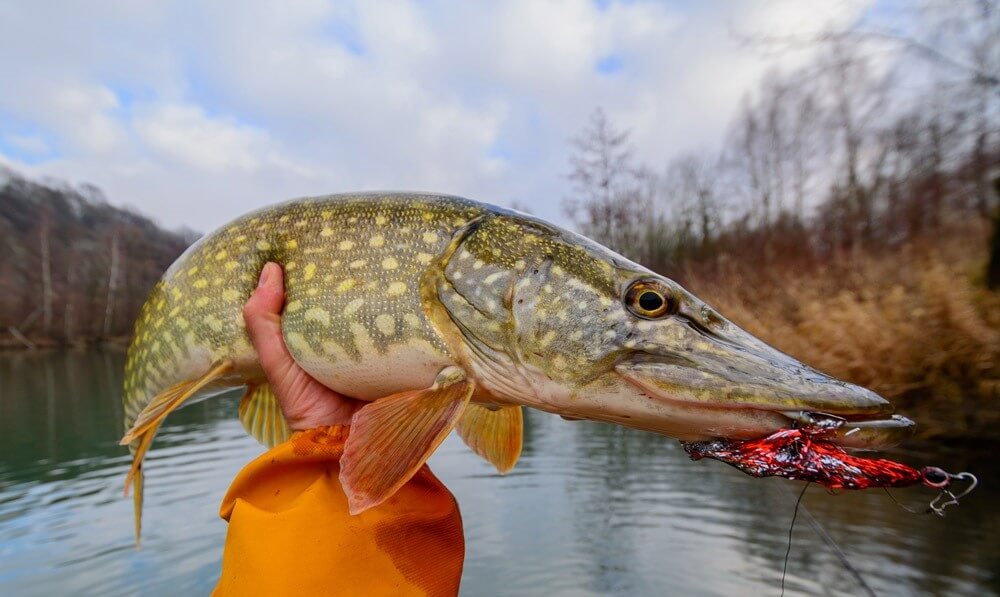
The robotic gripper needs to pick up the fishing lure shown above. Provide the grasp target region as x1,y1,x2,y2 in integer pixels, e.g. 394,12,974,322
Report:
684,423,978,515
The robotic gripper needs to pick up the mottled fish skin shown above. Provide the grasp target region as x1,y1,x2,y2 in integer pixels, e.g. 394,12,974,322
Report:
124,193,483,431
121,191,757,437
125,191,905,450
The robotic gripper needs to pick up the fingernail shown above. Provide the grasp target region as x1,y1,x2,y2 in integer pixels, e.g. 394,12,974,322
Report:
257,263,272,288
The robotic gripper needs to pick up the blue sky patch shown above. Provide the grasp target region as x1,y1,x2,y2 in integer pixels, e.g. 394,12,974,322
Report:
597,54,624,74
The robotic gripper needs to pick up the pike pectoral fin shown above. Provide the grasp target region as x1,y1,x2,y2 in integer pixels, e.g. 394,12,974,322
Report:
119,359,234,547
340,367,473,515
239,384,291,448
457,404,523,474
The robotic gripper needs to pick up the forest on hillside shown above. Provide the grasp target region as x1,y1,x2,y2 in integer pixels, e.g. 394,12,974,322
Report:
564,1,1000,439
0,168,194,348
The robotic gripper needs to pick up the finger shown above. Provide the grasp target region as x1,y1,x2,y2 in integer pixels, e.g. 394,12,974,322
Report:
243,262,297,382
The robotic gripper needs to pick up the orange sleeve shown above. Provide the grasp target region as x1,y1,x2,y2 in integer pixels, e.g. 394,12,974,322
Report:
212,426,465,597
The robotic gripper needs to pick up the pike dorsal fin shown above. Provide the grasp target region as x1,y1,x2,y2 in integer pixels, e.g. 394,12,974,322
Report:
457,403,523,474
340,367,473,514
238,384,292,448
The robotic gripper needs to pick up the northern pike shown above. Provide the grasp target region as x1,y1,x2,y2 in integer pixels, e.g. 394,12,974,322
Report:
120,193,914,541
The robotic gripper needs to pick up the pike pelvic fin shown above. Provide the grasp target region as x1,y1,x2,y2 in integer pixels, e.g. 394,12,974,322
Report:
340,367,473,515
457,404,523,474
238,384,291,448
120,359,235,547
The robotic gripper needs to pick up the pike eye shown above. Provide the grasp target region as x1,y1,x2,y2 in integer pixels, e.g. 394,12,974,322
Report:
625,281,676,319
638,291,663,311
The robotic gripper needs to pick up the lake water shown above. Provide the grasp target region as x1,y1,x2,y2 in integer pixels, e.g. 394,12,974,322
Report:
1,351,997,596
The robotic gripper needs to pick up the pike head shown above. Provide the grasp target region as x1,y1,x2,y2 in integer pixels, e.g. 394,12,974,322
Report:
430,212,914,450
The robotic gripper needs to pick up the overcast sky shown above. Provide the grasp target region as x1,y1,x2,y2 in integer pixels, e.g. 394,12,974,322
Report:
0,0,877,232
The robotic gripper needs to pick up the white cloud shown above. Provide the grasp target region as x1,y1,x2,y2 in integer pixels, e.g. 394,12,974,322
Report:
134,104,275,173
0,0,875,232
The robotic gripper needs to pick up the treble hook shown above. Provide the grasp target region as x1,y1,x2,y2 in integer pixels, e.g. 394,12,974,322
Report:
927,471,978,517
883,469,978,516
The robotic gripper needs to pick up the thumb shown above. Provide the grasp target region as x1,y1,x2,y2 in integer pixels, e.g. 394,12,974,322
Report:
243,262,298,384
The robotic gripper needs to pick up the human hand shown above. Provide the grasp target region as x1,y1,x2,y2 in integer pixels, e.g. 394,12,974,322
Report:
243,262,362,430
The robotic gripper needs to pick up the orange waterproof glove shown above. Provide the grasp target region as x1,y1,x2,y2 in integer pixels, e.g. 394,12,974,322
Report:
213,426,465,596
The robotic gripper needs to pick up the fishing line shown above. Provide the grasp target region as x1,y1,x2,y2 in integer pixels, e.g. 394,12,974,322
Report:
780,482,809,597
777,484,878,597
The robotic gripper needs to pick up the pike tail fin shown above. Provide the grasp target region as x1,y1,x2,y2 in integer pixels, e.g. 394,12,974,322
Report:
120,359,235,547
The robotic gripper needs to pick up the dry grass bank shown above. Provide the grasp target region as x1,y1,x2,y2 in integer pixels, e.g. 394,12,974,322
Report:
686,228,1000,440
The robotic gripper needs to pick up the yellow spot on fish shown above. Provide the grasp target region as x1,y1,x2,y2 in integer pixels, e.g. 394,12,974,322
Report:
222,288,240,301
257,240,271,251
286,262,297,271
375,215,388,226
514,259,526,270
187,266,199,276
369,235,385,248
322,210,333,219
337,279,357,293
321,227,334,237
349,259,366,269
286,332,310,355
338,240,355,251
285,239,298,250
215,250,228,261
375,314,395,335
473,259,484,270
193,279,208,289
484,272,503,285
422,232,438,244
225,260,239,271
344,298,364,316
382,257,398,270
387,281,407,296
538,330,557,347
195,296,210,307
172,288,183,300
403,313,421,328
552,355,567,370
203,315,224,332
416,253,433,264
569,330,583,341
304,263,317,281
305,307,331,326
286,300,303,313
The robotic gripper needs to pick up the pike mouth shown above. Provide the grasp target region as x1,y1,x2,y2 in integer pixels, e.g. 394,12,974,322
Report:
775,410,915,450
616,360,916,451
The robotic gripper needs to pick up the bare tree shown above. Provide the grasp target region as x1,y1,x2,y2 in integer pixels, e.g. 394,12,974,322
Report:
664,154,722,257
103,225,121,338
564,108,649,257
39,206,53,336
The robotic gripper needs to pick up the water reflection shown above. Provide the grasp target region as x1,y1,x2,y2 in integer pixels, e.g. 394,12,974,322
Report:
1,351,997,596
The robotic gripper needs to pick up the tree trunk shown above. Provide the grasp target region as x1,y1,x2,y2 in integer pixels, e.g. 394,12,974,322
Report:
987,177,1000,290
40,208,53,336
103,228,120,338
